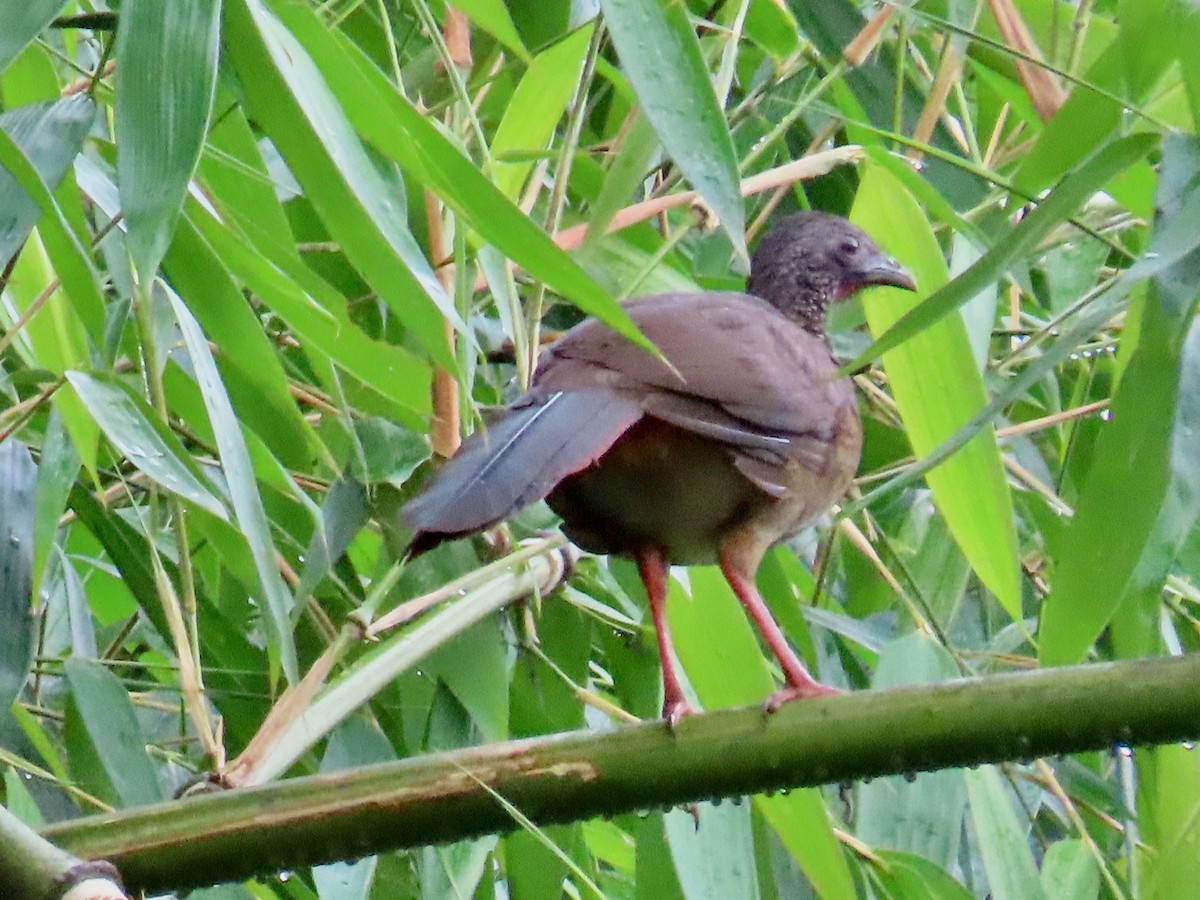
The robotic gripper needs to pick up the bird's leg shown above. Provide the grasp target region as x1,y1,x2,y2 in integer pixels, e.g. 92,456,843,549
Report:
718,548,840,713
636,547,696,727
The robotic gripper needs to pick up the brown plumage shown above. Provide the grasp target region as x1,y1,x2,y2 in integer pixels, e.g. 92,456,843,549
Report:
403,211,915,723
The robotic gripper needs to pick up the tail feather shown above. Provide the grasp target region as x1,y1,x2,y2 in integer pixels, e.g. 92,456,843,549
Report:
403,390,642,555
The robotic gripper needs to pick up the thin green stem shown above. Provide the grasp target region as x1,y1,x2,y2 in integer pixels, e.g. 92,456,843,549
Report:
525,20,605,378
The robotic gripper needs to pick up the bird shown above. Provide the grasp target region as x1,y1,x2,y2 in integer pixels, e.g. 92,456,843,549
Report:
402,211,915,725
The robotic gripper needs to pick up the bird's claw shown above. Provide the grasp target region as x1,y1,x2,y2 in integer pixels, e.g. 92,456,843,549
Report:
663,698,698,731
762,681,842,715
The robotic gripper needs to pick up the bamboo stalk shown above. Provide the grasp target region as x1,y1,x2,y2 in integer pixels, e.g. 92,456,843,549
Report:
44,653,1200,894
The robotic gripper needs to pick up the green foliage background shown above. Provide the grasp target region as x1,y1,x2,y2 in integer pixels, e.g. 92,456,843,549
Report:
1,0,1199,897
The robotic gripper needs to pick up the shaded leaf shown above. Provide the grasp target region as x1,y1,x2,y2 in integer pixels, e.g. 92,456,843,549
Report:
0,1,67,75
965,766,1043,900
848,134,1158,369
1041,135,1200,665
0,97,95,268
598,0,746,258
65,371,229,519
0,440,36,717
64,657,165,807
116,0,222,277
853,166,1020,616
223,0,459,368
165,285,300,683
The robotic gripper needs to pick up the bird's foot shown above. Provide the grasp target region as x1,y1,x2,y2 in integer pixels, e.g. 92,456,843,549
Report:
762,680,841,715
663,697,698,731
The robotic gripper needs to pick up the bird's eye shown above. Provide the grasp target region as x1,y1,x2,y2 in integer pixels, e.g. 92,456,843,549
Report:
838,238,860,258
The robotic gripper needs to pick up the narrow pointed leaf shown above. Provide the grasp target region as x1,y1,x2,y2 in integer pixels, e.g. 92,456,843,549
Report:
266,0,646,349
223,0,458,368
165,285,299,683
116,0,221,277
598,0,746,258
965,766,1044,900
1041,135,1200,665
451,0,529,61
65,372,228,518
846,134,1158,371
853,165,1020,617
489,25,591,201
64,658,165,808
0,0,67,74
0,441,36,717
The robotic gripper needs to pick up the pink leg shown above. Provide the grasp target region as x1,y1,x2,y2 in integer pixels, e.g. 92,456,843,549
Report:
636,548,695,727
719,550,840,712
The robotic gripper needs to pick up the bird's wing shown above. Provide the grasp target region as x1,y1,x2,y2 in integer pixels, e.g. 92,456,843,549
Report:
402,389,643,555
536,292,854,475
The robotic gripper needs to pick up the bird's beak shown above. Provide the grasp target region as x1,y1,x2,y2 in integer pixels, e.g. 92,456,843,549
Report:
857,253,917,292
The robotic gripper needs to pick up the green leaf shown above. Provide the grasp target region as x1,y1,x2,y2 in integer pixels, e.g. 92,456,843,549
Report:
65,371,229,520
0,0,66,75
186,201,432,424
197,98,296,249
424,616,509,743
0,97,95,273
664,801,759,900
223,0,459,368
31,408,79,601
847,134,1158,371
0,440,36,718
64,657,165,808
490,25,591,201
164,285,300,683
0,98,107,354
856,635,966,869
267,0,647,350
598,0,746,258
741,0,799,59
1142,744,1200,899
115,0,221,277
296,478,369,603
1039,840,1100,900
755,792,856,900
451,0,529,61
873,850,974,900
164,212,320,466
1041,135,1200,665
964,766,1044,900
852,165,1020,617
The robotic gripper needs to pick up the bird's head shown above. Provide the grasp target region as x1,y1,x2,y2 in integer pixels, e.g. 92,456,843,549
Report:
746,211,916,336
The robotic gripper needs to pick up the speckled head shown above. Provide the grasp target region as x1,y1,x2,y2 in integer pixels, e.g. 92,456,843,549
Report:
746,211,916,337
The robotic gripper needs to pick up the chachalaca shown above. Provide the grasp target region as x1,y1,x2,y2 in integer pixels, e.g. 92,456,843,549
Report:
403,211,915,724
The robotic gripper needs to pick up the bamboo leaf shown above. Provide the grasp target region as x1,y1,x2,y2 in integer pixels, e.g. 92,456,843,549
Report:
1040,135,1200,665
965,766,1044,900
598,0,746,258
223,0,459,368
847,134,1158,371
65,371,229,520
856,635,966,869
0,0,66,74
670,569,856,899
115,0,221,277
63,658,165,808
267,1,646,349
489,26,591,201
1039,840,1100,900
164,285,300,683
853,165,1021,617
0,440,36,718
451,0,529,61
